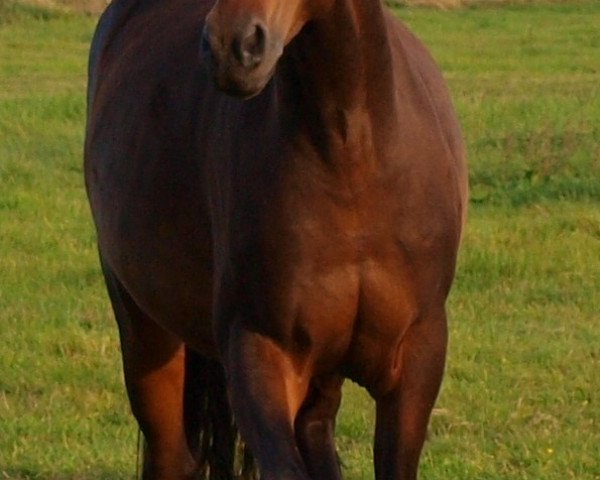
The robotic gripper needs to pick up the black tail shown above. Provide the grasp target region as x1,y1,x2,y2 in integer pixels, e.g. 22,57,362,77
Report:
183,348,258,480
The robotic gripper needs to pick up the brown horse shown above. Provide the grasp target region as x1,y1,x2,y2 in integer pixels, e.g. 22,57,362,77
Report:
84,0,468,478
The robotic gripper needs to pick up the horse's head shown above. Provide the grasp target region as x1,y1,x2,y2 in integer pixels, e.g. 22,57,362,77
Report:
201,0,331,98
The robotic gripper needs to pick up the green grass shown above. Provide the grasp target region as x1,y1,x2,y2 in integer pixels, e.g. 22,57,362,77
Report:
1,1,598,478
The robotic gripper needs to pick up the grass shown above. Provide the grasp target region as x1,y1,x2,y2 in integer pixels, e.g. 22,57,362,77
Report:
0,1,598,478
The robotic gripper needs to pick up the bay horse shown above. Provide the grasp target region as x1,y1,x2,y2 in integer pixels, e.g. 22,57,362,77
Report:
84,0,468,478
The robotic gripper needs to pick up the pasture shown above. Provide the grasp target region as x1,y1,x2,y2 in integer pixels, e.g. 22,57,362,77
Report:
0,1,598,478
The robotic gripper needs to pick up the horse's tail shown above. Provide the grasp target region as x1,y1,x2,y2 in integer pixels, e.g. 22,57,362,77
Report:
184,348,258,480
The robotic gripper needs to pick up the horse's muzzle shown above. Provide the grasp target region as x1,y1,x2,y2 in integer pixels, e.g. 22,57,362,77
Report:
200,20,281,99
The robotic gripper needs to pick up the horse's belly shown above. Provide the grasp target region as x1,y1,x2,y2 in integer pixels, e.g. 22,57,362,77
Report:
117,250,217,355
94,193,218,355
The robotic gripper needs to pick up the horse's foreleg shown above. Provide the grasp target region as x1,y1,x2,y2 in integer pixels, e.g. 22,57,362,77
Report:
102,266,196,480
294,375,344,480
373,310,448,480
223,321,312,480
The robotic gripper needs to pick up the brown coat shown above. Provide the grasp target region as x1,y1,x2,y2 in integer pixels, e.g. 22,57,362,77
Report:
85,0,467,478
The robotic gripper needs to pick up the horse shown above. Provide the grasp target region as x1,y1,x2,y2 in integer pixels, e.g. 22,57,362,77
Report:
84,0,468,478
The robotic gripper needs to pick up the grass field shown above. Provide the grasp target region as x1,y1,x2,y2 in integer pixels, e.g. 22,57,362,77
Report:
0,1,599,479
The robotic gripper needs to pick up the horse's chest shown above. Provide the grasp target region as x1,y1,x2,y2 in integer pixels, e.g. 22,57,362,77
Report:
224,171,424,369
254,221,419,381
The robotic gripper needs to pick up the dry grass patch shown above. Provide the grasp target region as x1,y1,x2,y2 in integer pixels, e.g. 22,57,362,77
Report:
5,0,596,15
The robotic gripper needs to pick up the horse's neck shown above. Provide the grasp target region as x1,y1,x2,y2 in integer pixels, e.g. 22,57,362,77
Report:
280,0,397,154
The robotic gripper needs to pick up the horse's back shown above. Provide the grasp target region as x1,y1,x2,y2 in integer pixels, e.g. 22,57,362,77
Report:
87,0,138,108
386,11,468,223
87,0,213,112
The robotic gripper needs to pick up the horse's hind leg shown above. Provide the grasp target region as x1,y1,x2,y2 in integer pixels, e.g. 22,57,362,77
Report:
295,375,344,480
184,348,256,479
373,310,448,480
102,263,197,480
